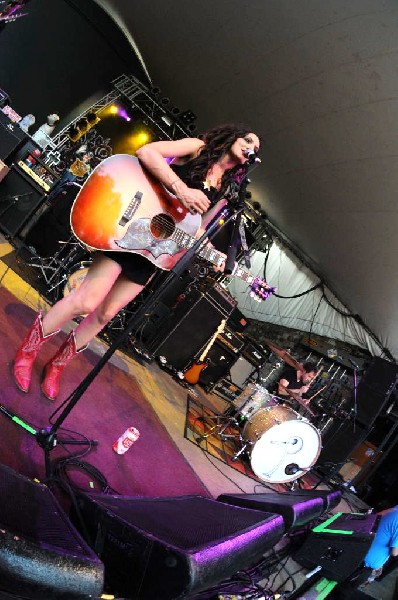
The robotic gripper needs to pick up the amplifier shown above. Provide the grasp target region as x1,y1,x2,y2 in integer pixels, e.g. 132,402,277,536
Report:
241,341,268,367
217,327,244,353
0,111,27,163
207,282,237,314
17,160,51,191
294,512,379,582
147,288,235,371
212,378,243,402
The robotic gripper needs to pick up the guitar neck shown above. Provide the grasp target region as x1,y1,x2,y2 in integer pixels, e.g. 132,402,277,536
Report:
198,318,227,362
197,245,255,285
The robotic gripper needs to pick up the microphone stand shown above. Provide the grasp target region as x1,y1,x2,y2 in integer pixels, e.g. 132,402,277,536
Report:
0,202,241,482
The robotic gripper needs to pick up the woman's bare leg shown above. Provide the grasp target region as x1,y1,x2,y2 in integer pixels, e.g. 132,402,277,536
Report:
72,273,146,349
41,255,138,339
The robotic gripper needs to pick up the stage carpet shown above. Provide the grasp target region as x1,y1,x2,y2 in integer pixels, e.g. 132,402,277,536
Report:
0,286,209,499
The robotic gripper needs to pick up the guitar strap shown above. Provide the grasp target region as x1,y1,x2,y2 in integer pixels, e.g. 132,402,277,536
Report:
239,217,251,269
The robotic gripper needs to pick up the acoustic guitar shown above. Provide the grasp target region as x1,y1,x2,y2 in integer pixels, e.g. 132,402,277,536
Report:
183,319,227,385
70,154,275,301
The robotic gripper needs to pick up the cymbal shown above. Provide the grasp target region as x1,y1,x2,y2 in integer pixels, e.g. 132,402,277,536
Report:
265,339,303,371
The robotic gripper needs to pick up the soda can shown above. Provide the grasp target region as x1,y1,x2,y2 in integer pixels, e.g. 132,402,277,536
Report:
112,426,140,455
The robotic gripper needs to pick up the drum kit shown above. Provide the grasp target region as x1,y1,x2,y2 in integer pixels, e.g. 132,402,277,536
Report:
202,342,331,485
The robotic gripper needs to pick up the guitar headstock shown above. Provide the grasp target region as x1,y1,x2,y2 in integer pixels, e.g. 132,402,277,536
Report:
250,277,276,302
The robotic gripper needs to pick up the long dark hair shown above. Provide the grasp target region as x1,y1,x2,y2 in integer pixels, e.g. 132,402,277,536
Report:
187,123,257,195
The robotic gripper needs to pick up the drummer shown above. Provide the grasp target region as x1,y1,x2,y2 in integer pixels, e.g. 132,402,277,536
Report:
276,361,318,407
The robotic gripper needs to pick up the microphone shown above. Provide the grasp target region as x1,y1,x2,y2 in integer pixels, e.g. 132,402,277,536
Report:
244,148,261,164
285,463,300,475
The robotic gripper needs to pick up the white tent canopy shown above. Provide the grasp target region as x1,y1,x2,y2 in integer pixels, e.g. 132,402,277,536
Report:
95,0,398,361
228,239,385,358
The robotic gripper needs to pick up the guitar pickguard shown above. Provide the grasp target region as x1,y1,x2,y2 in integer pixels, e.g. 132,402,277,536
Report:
115,218,181,258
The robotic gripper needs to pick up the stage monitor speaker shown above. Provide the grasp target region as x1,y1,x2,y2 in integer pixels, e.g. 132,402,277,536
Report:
317,419,368,468
0,165,46,238
288,489,342,513
356,357,398,427
71,493,285,600
147,288,234,371
294,512,379,582
0,463,104,599
199,340,238,387
217,492,326,532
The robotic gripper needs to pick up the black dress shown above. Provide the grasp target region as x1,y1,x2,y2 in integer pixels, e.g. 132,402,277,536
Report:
103,160,232,284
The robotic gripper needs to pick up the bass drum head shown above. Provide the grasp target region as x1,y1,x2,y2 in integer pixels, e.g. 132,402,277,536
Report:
243,406,321,483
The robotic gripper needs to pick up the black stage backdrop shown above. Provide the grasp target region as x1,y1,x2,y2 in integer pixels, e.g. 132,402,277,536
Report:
0,0,148,130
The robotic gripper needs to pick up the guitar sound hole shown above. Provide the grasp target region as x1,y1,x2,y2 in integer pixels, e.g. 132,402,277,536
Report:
150,213,175,240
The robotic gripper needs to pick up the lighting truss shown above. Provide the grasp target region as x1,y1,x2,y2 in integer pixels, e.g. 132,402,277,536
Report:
45,74,191,166
113,74,192,140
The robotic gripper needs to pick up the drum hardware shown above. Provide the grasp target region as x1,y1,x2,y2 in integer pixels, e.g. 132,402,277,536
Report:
195,414,243,444
25,236,90,301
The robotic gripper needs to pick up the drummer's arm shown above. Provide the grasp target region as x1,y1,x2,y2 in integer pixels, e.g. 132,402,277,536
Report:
278,379,301,401
299,385,311,404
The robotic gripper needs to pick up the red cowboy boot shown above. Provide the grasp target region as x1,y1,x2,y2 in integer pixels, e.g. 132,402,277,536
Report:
13,313,59,393
41,331,87,401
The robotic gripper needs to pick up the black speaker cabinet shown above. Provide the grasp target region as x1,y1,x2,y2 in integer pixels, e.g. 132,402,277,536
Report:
71,493,284,600
0,463,104,599
147,288,234,371
317,420,368,467
294,512,379,582
0,165,46,238
356,357,398,427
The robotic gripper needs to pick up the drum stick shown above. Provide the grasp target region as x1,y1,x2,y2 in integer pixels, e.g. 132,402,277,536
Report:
307,385,327,402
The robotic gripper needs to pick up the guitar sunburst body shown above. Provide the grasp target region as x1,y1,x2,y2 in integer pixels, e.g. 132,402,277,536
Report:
71,154,201,270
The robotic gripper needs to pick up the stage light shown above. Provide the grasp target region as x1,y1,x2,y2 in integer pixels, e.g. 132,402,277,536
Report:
86,111,100,125
118,107,132,122
179,110,197,124
161,115,173,127
160,97,170,106
137,131,150,144
110,105,118,115
77,118,88,132
67,125,80,142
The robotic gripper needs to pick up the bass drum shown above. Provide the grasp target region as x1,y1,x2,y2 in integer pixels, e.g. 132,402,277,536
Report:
242,405,321,484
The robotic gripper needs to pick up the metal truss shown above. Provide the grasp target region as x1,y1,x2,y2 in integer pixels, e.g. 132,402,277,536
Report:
113,74,191,140
44,74,191,165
